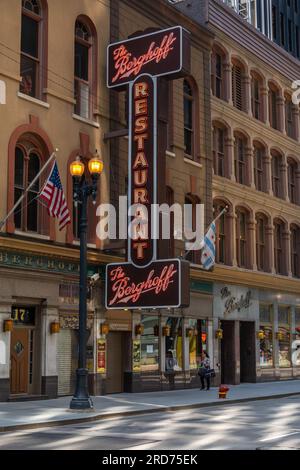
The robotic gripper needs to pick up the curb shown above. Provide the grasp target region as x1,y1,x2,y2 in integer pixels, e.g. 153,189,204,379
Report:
1,391,300,433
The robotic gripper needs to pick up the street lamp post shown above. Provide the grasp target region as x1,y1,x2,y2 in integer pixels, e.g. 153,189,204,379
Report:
69,151,104,410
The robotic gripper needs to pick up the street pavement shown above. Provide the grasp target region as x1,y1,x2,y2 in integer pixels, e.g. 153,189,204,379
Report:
0,395,299,449
0,380,300,433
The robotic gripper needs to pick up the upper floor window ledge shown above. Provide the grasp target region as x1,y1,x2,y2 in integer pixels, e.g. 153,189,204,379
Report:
166,150,176,158
14,230,50,241
72,113,100,128
17,91,50,108
184,157,202,168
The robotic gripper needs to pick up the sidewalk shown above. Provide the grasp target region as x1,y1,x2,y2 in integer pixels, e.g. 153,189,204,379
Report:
0,380,300,432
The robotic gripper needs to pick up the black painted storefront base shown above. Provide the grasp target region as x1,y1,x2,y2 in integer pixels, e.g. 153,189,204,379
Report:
41,376,58,398
0,378,10,401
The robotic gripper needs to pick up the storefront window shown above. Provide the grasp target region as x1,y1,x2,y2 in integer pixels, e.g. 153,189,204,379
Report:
188,319,208,370
141,315,159,372
259,326,273,367
278,307,291,368
165,317,183,371
259,304,273,367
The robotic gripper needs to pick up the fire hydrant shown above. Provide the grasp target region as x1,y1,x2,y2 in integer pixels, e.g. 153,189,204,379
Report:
219,385,229,399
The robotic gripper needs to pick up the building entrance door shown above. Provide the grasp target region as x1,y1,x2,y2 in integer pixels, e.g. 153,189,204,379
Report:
240,321,256,383
220,320,236,384
106,332,125,394
10,328,29,394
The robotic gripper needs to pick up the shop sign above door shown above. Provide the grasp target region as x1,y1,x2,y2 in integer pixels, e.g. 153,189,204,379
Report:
221,287,252,316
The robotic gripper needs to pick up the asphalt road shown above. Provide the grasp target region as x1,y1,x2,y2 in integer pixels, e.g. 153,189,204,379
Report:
0,395,300,450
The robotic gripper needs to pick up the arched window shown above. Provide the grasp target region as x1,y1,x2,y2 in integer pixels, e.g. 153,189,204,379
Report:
256,213,268,272
285,94,294,138
183,80,194,158
268,82,280,130
291,225,300,278
13,141,47,234
253,142,264,192
212,123,226,177
232,59,246,112
236,207,249,268
214,201,230,265
271,150,283,198
274,219,285,275
287,158,297,204
20,0,47,99
251,72,263,121
74,18,96,119
211,46,226,100
234,132,247,185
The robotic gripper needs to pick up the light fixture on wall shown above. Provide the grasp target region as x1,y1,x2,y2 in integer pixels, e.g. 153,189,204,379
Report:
100,322,109,335
215,328,223,340
135,324,144,336
50,321,60,334
257,330,265,340
3,319,13,332
276,331,285,341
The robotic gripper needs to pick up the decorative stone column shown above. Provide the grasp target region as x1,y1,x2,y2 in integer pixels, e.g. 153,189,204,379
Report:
280,154,289,202
261,83,269,125
263,150,273,196
277,92,285,134
0,298,13,401
247,217,257,270
246,145,255,188
41,300,59,398
282,228,292,277
266,223,275,274
292,104,299,141
223,60,232,104
225,128,235,181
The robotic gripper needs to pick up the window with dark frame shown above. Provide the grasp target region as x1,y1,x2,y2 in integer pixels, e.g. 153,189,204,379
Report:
251,76,261,120
272,153,282,198
20,0,42,98
269,87,278,130
254,145,263,191
213,126,225,177
74,20,92,119
14,145,42,233
214,202,226,265
236,209,247,268
285,96,294,138
274,220,284,275
234,136,246,185
232,63,244,111
291,225,300,278
256,215,267,272
288,158,297,203
183,80,194,158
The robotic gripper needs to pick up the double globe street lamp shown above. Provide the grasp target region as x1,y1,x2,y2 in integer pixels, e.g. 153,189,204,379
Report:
69,151,104,410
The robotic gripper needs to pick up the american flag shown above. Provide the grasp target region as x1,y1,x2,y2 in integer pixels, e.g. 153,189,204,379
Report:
39,161,71,230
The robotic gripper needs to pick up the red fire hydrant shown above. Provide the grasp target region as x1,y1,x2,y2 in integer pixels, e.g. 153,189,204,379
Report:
219,385,229,399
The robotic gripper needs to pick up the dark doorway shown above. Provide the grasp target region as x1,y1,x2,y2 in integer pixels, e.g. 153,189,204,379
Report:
220,320,236,384
240,321,256,383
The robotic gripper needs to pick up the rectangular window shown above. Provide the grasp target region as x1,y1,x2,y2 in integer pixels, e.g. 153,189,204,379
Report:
141,315,159,373
252,79,261,120
259,326,273,367
232,65,243,111
21,15,39,58
288,19,293,52
165,317,183,371
188,319,208,370
272,6,277,40
278,327,291,367
285,99,293,138
280,13,285,46
215,53,222,99
254,148,263,191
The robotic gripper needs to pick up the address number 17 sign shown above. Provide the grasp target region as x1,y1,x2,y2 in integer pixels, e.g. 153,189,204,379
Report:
106,26,191,310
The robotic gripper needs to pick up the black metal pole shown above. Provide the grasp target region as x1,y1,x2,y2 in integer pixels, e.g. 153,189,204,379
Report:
70,185,93,410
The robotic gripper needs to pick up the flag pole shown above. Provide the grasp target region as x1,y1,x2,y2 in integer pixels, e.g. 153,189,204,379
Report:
182,205,228,260
0,149,58,232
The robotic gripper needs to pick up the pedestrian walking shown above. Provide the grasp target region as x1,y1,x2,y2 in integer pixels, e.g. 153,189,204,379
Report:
198,351,211,390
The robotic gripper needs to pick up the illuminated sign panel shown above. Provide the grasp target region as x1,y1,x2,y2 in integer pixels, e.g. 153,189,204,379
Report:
106,26,191,310
107,26,190,89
